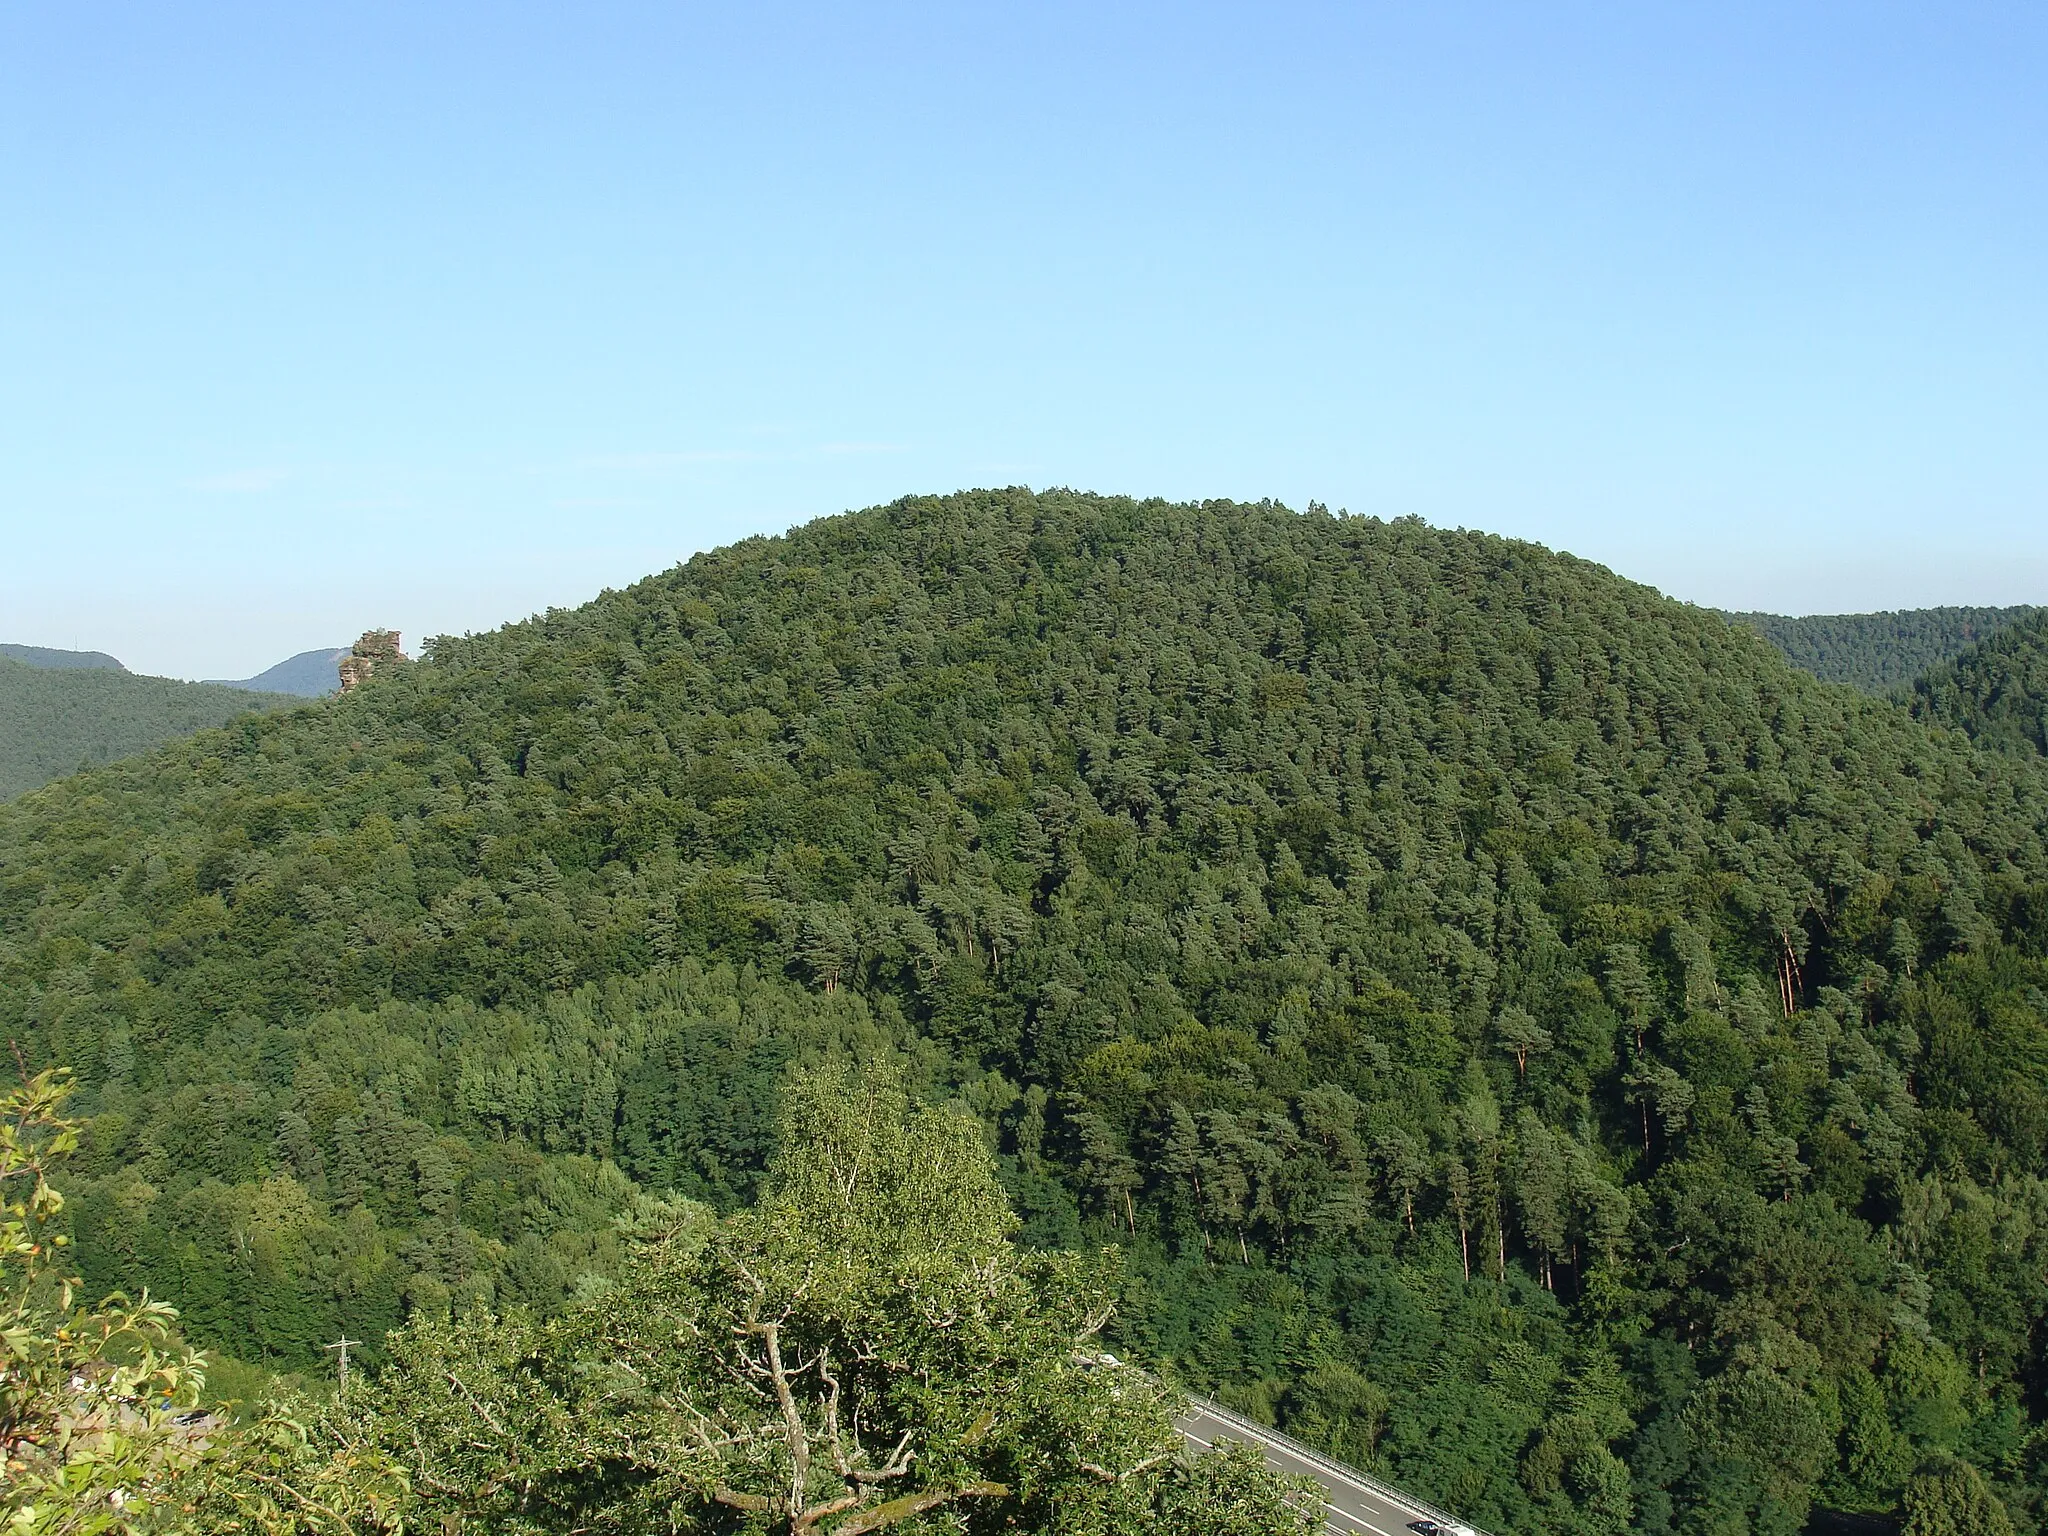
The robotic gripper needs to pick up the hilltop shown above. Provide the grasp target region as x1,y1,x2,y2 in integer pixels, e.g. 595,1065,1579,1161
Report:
7,490,2048,1535
0,641,127,670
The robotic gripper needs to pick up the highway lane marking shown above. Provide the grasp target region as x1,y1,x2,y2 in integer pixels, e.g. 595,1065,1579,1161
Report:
1181,1427,1405,1536
1180,1423,1412,1532
1187,1433,1425,1531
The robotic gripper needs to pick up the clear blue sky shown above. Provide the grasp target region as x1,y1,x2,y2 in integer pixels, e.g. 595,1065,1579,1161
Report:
4,2,2044,679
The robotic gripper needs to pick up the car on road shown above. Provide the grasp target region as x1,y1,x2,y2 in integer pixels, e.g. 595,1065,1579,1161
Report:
1406,1523,1477,1536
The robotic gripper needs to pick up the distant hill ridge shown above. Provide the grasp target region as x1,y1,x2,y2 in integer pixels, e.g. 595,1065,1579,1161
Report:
0,656,301,800
4,640,350,695
1721,604,2039,693
0,642,126,671
208,646,348,697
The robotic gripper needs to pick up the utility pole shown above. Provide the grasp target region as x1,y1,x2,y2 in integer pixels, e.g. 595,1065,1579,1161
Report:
323,1336,363,1391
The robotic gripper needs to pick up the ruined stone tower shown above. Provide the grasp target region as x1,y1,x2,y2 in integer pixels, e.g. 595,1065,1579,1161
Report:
337,630,405,693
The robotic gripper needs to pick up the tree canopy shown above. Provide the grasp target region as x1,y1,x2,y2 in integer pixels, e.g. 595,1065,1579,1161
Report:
5,489,2048,1533
286,1060,1319,1536
4,1060,1315,1536
1909,609,2048,759
2,1067,208,1536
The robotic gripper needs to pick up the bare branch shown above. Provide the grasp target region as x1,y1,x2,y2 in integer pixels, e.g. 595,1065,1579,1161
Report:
758,1319,811,1520
712,1487,775,1513
443,1371,506,1436
795,1490,866,1532
847,1426,916,1484
827,1481,1010,1535
1079,1452,1172,1484
821,1347,850,1478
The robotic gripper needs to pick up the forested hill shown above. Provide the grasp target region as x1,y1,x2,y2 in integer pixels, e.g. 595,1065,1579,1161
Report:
0,642,126,670
207,644,349,697
0,654,300,800
1723,604,2038,693
9,490,2048,1535
1905,607,2048,760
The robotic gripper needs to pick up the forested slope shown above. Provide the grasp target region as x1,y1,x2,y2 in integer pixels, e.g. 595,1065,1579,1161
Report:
0,654,300,799
1724,604,2037,692
7,490,2048,1535
1910,609,2048,759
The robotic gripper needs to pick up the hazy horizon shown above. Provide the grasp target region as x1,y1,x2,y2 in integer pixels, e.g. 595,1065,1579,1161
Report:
6,3,2045,678
10,496,2044,683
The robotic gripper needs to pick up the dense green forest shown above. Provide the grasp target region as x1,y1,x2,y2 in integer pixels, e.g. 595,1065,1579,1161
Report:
0,654,299,800
6,1061,1315,1536
1723,605,2038,693
1909,610,2048,759
9,490,2048,1534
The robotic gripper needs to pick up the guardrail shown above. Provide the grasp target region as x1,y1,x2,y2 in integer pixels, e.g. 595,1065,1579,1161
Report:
1186,1395,1495,1536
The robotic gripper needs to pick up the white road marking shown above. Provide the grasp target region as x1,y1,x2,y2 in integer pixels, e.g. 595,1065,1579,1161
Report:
1182,1424,1407,1536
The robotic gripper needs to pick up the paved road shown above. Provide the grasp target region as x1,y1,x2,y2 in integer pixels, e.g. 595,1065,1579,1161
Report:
1179,1400,1483,1536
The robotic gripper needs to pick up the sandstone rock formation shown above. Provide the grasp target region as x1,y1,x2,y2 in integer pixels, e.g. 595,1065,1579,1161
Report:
337,630,406,694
